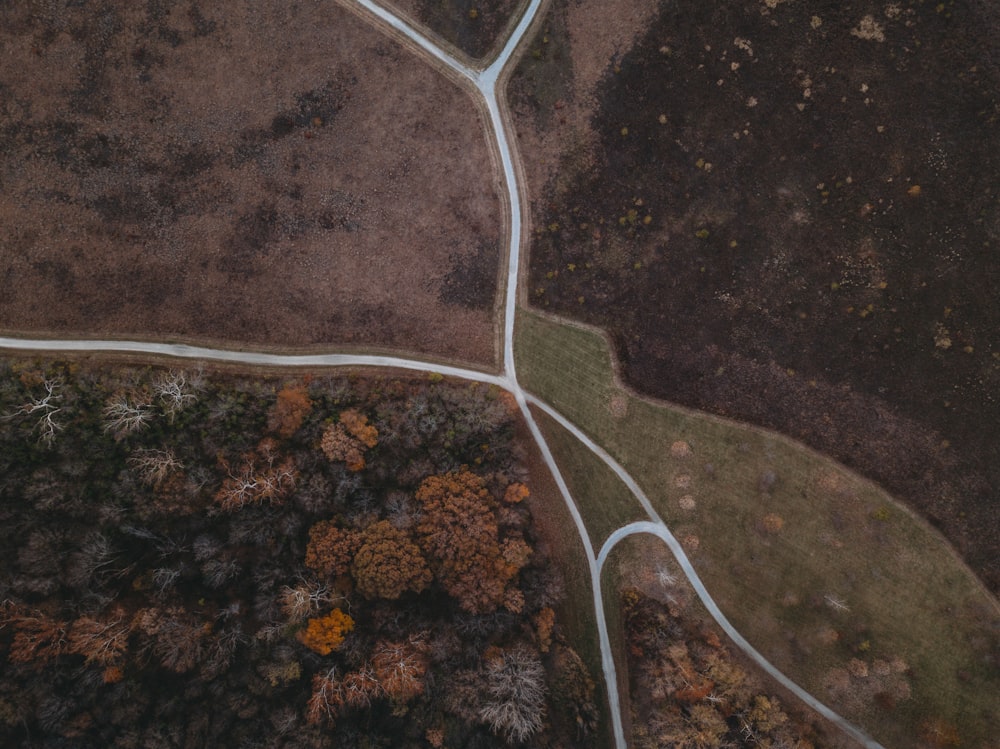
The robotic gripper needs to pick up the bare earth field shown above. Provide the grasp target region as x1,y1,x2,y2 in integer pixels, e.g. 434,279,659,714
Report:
385,0,522,60
512,0,1000,593
0,0,501,367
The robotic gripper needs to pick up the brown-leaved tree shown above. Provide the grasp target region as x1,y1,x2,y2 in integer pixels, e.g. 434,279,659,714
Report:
320,409,378,471
415,469,525,614
352,520,431,600
268,384,313,438
304,521,359,579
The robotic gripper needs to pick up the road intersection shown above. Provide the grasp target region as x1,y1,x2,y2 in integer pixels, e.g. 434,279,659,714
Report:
0,2,883,746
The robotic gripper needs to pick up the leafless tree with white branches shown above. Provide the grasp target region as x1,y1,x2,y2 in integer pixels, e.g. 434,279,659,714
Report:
306,667,345,726
479,647,547,744
103,393,155,439
343,664,383,708
129,449,183,488
824,594,850,613
152,370,201,421
3,377,65,446
279,580,333,623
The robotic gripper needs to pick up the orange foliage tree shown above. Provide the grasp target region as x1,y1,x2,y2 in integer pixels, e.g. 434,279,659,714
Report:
415,469,525,614
267,384,313,438
1,605,68,665
340,409,378,448
504,482,530,504
297,609,354,656
534,607,556,653
320,409,378,471
352,520,432,600
304,521,359,578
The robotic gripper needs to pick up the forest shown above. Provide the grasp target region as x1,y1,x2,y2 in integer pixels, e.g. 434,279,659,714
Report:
0,359,598,748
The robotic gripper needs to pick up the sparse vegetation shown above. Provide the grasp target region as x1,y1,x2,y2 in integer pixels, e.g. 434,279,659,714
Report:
515,0,1000,601
387,0,522,59
0,0,501,365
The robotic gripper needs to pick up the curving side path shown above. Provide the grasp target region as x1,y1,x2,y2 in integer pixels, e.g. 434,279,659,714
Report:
598,523,883,748
530,396,886,747
0,2,885,748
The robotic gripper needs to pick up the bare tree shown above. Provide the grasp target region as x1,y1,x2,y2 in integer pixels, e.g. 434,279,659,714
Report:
306,667,345,726
152,567,181,596
203,624,245,678
479,647,547,744
824,594,850,613
270,706,300,735
152,370,201,421
201,557,241,589
342,665,383,708
279,580,332,623
103,393,155,439
129,449,183,488
214,445,298,511
655,563,678,588
66,532,130,589
3,377,65,445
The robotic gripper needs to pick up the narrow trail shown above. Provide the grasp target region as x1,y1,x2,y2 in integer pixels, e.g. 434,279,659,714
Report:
0,2,885,747
0,337,507,388
598,523,884,749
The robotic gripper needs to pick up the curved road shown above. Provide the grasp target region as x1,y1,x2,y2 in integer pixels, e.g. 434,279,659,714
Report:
0,2,884,747
599,524,881,748
529,395,884,747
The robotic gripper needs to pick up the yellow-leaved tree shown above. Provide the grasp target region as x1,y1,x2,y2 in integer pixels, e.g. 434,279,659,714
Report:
297,609,354,656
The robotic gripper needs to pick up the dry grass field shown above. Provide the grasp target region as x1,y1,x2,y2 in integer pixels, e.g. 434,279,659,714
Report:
0,0,502,366
385,0,522,60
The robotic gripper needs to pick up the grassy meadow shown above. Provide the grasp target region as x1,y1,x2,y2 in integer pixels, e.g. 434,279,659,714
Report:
516,307,1000,748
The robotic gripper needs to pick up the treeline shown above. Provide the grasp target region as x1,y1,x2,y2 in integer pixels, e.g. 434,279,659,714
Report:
0,359,598,748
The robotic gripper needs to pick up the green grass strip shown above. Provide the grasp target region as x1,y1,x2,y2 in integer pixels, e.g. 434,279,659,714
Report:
530,405,648,549
515,307,1000,748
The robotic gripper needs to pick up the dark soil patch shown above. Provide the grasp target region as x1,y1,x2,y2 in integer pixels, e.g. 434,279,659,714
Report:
439,241,500,310
521,0,1000,592
388,0,522,59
